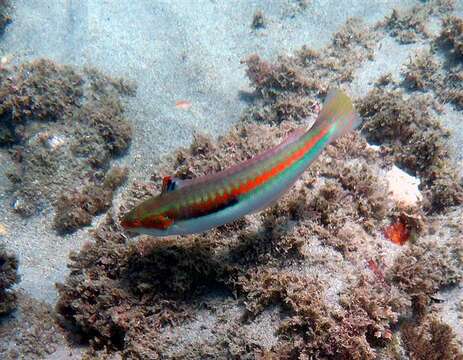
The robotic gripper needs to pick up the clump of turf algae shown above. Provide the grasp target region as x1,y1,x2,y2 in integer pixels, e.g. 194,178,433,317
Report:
242,17,377,124
0,293,73,359
54,166,128,234
0,59,135,225
357,88,463,212
0,243,19,316
382,0,455,44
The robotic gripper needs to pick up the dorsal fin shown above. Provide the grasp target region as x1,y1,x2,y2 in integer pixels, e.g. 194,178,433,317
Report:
161,176,190,194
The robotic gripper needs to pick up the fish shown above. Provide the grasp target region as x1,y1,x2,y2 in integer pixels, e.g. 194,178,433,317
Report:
121,89,361,237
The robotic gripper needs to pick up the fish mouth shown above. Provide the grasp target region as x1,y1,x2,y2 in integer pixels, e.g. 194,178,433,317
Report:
120,211,141,229
119,208,175,234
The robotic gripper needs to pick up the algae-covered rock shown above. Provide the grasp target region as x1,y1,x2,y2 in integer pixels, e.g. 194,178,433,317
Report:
438,15,463,58
0,60,134,225
54,166,128,234
0,293,70,359
358,88,463,212
383,1,454,44
0,243,19,316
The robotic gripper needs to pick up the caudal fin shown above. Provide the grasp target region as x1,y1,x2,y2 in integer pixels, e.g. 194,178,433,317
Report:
313,89,361,137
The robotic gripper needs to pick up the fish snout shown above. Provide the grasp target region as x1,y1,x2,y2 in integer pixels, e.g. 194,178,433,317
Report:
120,210,142,229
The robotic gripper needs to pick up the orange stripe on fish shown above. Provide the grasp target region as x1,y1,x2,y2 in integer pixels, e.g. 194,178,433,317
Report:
121,89,361,237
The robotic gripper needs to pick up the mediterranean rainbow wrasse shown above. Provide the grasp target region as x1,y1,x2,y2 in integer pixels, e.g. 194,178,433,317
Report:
121,89,361,237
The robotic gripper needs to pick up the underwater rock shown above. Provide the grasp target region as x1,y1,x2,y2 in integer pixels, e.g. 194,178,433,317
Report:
358,88,463,212
0,59,134,220
0,292,72,359
385,166,422,207
0,243,19,316
54,166,128,234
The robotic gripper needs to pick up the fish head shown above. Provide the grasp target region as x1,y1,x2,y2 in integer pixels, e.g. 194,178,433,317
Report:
120,195,176,236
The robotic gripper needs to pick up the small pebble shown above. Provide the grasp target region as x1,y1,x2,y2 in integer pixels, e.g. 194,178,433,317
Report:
0,223,8,236
385,166,422,206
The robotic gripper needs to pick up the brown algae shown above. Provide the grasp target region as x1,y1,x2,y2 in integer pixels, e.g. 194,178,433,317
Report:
0,59,134,228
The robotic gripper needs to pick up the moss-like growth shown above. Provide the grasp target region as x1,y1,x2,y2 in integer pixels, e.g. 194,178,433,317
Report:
0,59,134,218
239,270,407,360
242,17,376,124
430,16,463,109
389,239,463,297
402,50,440,90
397,16,463,109
358,88,463,212
56,213,244,355
438,16,463,59
375,73,394,87
384,7,431,44
0,293,67,359
384,1,454,44
0,244,19,316
54,166,128,233
402,316,463,360
394,16,463,109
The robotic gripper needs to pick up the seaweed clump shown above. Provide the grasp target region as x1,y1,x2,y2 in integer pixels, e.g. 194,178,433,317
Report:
237,269,407,360
56,213,248,357
54,166,128,233
358,88,463,211
242,17,377,124
383,1,454,44
389,238,463,315
402,49,440,91
0,293,68,359
438,16,463,58
0,59,134,218
396,15,463,109
401,316,463,360
435,16,463,108
0,243,19,316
